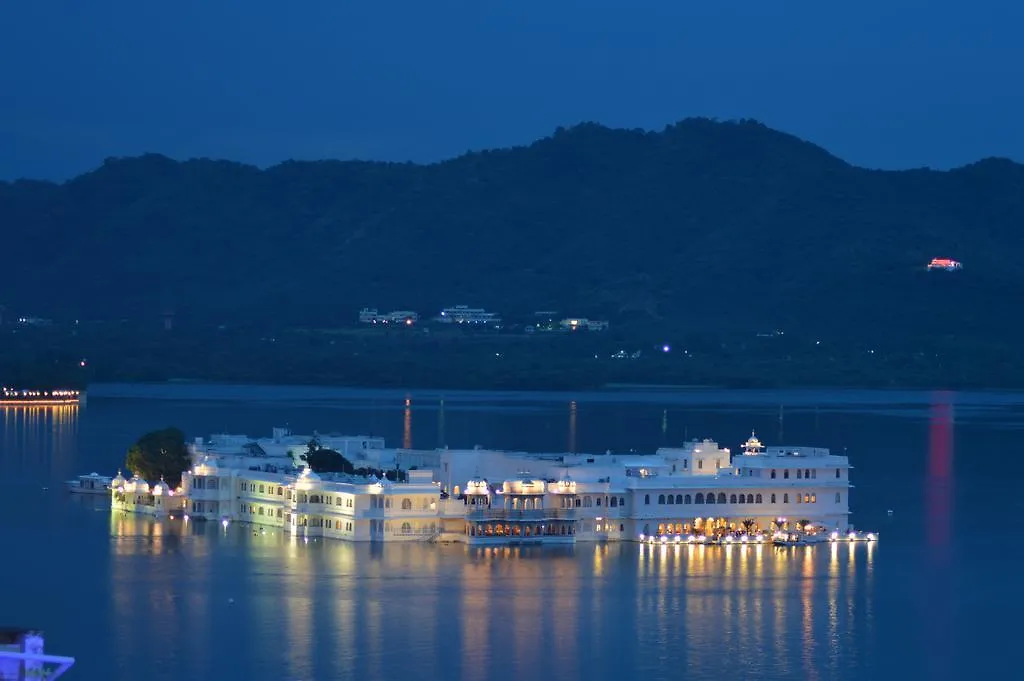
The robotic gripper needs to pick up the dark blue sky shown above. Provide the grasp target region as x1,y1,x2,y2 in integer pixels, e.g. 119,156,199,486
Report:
1,0,1021,180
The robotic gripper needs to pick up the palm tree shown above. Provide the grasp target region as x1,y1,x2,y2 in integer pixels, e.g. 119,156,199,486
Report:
741,518,756,534
797,518,811,531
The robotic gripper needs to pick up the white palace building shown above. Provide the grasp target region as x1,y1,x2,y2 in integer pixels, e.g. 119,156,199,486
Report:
111,428,857,545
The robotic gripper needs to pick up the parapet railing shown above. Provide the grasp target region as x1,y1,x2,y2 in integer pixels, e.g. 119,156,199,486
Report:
466,508,576,521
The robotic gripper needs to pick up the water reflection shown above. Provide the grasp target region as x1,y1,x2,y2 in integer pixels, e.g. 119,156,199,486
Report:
632,542,873,677
0,404,79,479
568,400,577,453
926,390,955,678
403,396,413,449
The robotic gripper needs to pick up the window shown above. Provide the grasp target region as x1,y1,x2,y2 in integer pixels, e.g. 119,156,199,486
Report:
835,493,841,503
730,494,737,504
401,498,412,510
784,470,790,479
658,494,666,504
784,493,789,503
835,469,841,479
806,469,812,479
695,493,704,504
771,469,777,479
770,494,776,503
619,497,625,507
610,497,618,507
810,494,816,503
717,493,726,504
644,494,650,505
401,522,411,534
684,494,692,504
706,493,716,505
755,494,763,503
675,494,683,504
666,495,674,505
797,470,802,479
259,484,265,493
698,459,703,470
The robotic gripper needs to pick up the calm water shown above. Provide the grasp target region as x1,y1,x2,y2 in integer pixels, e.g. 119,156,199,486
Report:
1,384,1020,681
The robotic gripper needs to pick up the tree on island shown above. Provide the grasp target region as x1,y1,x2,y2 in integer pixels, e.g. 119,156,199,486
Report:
124,427,191,487
301,439,355,475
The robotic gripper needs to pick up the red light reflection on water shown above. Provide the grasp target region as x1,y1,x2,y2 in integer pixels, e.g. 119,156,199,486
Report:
926,390,955,679
927,391,954,550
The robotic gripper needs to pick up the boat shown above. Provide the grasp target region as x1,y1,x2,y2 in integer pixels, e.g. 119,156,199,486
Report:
772,531,832,546
65,472,113,495
1,387,82,406
0,629,75,679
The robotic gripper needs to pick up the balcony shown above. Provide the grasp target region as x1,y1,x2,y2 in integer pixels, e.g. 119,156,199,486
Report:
466,508,576,521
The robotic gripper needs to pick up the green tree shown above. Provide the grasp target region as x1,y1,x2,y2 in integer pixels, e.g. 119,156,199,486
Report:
124,427,191,487
301,440,355,474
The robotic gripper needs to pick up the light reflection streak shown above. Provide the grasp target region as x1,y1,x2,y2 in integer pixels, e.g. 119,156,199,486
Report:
403,397,412,450
567,400,577,453
1,404,79,478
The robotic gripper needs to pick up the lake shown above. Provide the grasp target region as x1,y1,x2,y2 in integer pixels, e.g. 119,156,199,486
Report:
1,383,1019,681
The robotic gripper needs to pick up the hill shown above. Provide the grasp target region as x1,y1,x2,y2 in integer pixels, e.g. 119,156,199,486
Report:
2,117,1023,345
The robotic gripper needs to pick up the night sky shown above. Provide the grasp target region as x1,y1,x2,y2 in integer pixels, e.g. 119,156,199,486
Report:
1,0,1021,180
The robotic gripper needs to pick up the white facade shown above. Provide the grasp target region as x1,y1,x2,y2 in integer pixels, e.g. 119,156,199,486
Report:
435,305,501,325
111,430,856,545
559,317,609,331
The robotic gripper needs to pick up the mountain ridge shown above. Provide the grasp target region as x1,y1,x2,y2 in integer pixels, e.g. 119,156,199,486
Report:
1,117,1022,341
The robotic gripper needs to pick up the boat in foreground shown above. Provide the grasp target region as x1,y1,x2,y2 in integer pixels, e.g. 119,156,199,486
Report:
772,529,878,547
0,629,75,680
65,472,112,495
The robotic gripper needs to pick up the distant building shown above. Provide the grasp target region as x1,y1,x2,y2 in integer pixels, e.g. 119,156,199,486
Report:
359,308,419,325
927,258,963,272
559,317,609,332
16,316,52,327
435,305,501,325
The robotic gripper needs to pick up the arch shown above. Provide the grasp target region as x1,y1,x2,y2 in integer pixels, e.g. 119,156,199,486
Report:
675,494,683,504
658,494,666,504
610,497,618,507
684,494,692,504
729,494,737,504
667,495,674,505
770,493,776,503
401,498,412,510
644,494,650,505
583,496,593,507
695,493,704,504
706,493,716,505
717,493,727,504
755,493,763,504
400,521,411,534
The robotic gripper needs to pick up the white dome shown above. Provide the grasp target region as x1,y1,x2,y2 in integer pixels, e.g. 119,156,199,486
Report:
111,470,126,487
152,479,171,495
